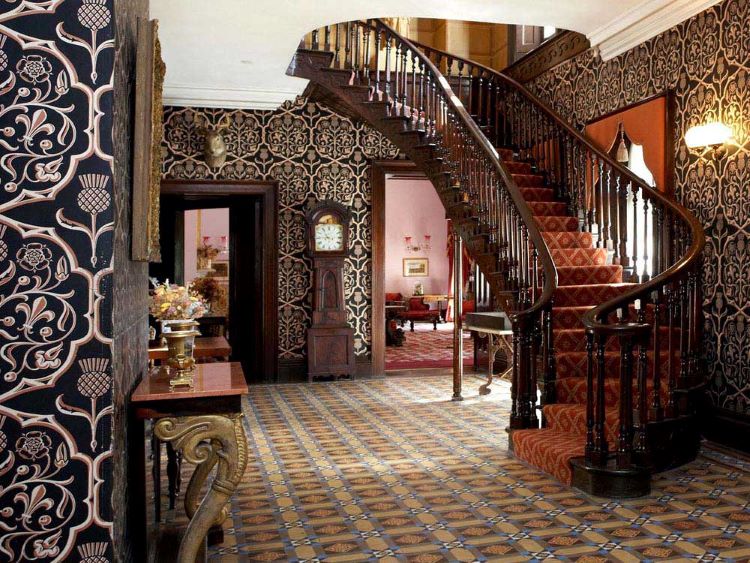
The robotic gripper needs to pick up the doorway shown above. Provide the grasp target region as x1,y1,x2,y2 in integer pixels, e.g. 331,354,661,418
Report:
371,162,475,374
150,180,278,382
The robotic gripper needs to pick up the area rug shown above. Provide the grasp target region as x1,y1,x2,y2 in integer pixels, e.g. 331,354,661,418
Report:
156,376,750,562
385,322,476,371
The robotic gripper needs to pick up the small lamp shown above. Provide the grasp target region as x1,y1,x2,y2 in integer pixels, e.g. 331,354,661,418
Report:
684,122,732,158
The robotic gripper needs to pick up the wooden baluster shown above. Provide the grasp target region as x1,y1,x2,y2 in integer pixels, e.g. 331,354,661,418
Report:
619,178,630,273
334,24,342,67
456,61,464,105
510,325,521,428
373,29,381,98
635,332,649,462
544,302,556,403
651,290,663,421
597,158,605,248
418,60,425,128
678,278,688,384
477,72,484,126
353,22,360,82
400,46,408,117
384,35,392,111
611,174,621,264
631,185,640,281
410,52,418,126
654,206,664,276
393,42,401,113
311,28,319,50
585,332,595,460
642,196,651,280
593,333,608,465
344,22,352,68
587,154,596,234
666,281,677,417
362,25,371,87
324,25,331,52
617,334,634,468
603,163,612,250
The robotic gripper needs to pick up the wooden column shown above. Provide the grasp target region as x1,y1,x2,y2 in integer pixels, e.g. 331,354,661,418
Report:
452,234,464,401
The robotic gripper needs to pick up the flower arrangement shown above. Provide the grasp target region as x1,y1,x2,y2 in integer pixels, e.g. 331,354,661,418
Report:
197,242,220,269
190,275,228,314
149,279,208,321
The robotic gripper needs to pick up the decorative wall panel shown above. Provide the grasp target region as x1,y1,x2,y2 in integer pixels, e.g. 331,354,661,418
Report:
162,101,400,360
0,1,116,561
528,0,749,415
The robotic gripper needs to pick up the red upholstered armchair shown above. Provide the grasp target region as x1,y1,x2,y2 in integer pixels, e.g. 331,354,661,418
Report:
400,297,440,331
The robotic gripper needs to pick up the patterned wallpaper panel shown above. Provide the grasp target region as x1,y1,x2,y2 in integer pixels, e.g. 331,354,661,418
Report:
527,0,749,415
0,1,116,561
162,100,400,360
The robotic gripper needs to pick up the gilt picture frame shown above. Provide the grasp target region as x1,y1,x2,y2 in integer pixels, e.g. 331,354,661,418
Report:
131,17,166,262
403,258,429,277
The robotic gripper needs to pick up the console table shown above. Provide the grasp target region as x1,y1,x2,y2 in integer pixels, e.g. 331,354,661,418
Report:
131,362,248,563
148,335,232,363
464,312,513,396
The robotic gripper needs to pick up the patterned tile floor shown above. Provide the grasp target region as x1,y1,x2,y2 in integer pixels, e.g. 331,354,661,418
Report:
385,323,475,370
160,376,750,562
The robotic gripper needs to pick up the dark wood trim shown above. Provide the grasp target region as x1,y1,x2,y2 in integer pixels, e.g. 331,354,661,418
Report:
704,407,750,454
505,30,590,83
160,179,279,381
584,90,676,196
370,160,423,375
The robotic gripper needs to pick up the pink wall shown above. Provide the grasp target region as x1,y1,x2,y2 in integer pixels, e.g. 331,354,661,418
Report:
184,208,229,283
385,178,449,297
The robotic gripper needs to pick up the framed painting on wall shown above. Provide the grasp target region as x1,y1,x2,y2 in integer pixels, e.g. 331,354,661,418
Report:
131,17,166,262
403,258,429,277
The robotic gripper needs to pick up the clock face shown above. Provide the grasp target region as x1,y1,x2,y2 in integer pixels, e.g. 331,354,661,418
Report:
314,223,344,252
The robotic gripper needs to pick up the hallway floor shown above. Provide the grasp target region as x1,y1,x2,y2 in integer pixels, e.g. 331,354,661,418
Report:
160,376,750,562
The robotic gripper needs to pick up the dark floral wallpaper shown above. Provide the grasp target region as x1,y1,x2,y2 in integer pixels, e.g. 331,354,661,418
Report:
161,100,400,361
527,0,749,415
0,0,117,561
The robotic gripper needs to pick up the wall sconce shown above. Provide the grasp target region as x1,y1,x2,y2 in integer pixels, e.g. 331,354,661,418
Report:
685,122,732,158
404,234,431,253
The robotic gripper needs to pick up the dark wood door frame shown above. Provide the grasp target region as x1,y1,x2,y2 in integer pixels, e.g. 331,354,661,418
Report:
160,179,279,381
371,160,425,375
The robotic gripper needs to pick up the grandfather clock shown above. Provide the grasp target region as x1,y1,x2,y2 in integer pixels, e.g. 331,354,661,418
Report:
305,201,356,382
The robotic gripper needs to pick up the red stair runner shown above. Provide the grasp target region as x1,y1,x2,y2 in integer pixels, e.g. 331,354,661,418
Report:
504,152,675,485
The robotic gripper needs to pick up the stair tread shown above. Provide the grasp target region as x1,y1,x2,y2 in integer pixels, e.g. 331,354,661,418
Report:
512,429,585,484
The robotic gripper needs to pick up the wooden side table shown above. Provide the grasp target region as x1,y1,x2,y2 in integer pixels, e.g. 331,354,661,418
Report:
131,362,248,563
148,335,232,363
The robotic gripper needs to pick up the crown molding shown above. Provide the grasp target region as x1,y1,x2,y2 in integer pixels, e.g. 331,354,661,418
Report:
162,83,308,110
587,0,722,61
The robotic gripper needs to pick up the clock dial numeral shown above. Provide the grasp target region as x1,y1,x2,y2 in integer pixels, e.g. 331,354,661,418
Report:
315,224,344,251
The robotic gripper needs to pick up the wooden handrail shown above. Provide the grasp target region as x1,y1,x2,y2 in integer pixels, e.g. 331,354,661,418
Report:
409,38,705,335
373,20,557,324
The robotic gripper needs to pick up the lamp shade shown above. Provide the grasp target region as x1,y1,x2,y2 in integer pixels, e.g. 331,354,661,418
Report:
684,122,732,149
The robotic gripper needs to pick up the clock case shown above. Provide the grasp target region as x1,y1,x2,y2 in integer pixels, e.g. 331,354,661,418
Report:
305,201,356,382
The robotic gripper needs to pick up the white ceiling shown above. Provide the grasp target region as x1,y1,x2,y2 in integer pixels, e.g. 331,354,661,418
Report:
150,0,720,110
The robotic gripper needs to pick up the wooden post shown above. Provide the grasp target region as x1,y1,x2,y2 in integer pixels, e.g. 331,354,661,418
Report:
452,234,464,401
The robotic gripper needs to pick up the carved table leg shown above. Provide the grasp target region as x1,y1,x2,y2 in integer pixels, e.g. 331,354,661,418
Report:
154,414,247,563
479,333,497,396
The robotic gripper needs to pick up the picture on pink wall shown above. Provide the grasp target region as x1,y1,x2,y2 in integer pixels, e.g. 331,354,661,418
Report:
403,258,429,277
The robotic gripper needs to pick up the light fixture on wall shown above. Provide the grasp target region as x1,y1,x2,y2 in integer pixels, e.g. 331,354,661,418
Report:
685,122,732,158
404,234,431,253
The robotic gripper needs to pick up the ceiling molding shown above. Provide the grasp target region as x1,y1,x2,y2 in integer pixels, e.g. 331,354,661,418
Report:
162,83,308,110
587,0,722,61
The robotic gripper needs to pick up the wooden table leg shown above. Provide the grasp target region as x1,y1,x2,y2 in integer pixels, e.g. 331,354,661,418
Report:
479,334,497,396
154,413,248,563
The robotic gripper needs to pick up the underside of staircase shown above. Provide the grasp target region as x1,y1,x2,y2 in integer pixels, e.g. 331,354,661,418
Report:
290,20,706,498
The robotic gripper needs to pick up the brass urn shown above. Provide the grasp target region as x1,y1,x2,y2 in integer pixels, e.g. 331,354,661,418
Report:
163,320,201,387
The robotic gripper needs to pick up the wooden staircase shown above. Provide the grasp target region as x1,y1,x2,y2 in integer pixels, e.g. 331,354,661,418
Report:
289,20,706,497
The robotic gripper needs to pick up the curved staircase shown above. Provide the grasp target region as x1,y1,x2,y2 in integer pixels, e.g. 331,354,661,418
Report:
289,20,706,497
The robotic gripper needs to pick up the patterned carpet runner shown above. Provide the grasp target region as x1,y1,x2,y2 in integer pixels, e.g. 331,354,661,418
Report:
385,323,474,370
500,149,673,485
156,376,750,562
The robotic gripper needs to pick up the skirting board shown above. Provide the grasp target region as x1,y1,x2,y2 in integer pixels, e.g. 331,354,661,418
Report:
278,357,374,383
703,407,750,454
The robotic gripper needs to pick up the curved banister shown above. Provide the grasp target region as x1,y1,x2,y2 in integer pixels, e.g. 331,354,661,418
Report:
373,19,557,324
410,38,705,333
